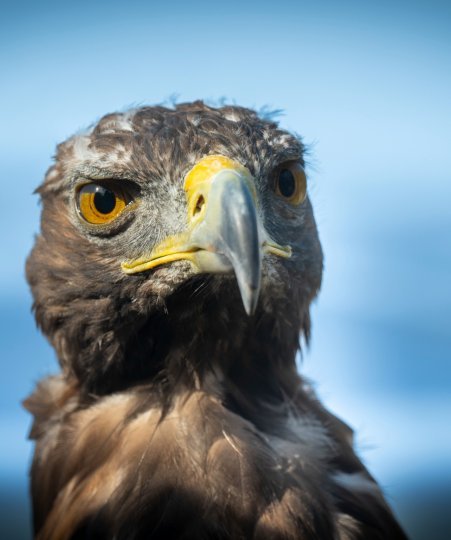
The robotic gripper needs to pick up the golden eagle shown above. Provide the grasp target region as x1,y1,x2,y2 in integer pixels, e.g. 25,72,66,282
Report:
24,102,407,539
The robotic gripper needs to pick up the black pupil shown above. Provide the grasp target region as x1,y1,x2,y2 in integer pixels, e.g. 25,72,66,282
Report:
93,187,116,214
278,169,296,198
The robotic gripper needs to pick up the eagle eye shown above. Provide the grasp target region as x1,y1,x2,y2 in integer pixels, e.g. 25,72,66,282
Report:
77,183,128,224
274,162,307,205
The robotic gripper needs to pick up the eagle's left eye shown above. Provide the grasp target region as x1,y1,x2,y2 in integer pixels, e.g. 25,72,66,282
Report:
77,183,128,224
274,162,307,205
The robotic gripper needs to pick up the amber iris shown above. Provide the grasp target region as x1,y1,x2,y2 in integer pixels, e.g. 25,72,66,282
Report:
275,162,307,205
77,183,127,224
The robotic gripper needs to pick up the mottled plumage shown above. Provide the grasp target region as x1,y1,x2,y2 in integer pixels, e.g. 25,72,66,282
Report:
25,102,407,539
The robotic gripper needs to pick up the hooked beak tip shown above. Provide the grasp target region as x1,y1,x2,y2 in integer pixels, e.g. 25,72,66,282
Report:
243,291,259,316
236,278,261,316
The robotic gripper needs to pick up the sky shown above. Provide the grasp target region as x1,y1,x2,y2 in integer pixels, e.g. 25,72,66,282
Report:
1,1,450,538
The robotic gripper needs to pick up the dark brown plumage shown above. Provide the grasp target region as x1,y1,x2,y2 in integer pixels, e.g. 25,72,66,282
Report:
24,101,407,539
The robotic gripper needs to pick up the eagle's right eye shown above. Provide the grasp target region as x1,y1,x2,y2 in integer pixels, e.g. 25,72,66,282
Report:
77,183,128,224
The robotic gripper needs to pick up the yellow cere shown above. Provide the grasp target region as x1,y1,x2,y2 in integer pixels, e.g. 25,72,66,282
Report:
184,155,257,223
184,155,254,193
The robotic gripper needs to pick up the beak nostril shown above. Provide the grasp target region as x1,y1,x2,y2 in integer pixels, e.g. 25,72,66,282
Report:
193,195,205,216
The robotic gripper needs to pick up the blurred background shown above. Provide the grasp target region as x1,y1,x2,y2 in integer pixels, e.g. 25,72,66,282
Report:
1,0,450,538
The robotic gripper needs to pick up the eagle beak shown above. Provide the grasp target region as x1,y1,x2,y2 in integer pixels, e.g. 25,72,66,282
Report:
189,167,261,315
122,155,291,315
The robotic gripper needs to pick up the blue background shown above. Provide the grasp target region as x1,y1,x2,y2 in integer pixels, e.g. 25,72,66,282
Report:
1,1,450,538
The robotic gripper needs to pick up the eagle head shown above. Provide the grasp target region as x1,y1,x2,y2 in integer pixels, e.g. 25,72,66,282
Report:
27,102,323,395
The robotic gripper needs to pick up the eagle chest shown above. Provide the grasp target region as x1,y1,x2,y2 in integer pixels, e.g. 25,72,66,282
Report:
30,385,336,540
